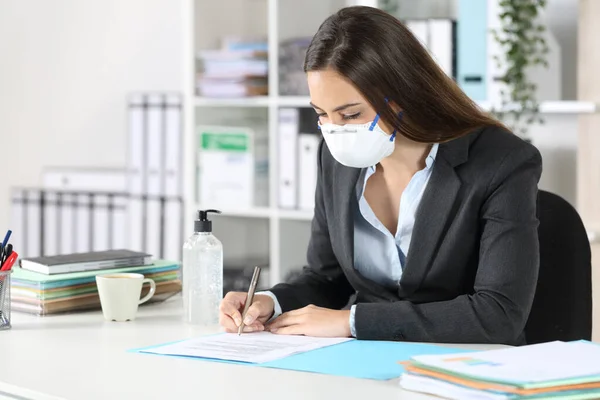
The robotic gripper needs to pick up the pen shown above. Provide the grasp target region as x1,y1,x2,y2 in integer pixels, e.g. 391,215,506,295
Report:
2,244,12,266
0,251,17,272
2,230,11,249
238,266,261,336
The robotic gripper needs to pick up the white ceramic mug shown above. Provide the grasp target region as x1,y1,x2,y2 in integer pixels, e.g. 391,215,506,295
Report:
95,273,156,321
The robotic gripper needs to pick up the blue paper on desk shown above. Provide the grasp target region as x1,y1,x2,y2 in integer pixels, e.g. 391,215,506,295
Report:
133,335,467,380
262,340,467,380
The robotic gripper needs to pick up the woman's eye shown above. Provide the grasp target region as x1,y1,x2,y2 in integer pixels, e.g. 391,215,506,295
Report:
342,113,361,120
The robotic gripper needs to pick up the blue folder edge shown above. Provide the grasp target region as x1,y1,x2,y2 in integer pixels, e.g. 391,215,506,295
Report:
129,335,471,381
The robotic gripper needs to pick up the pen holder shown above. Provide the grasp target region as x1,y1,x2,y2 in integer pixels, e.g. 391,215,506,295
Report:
0,270,12,330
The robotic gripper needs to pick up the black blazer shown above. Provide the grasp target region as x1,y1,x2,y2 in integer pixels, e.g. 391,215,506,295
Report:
270,126,543,345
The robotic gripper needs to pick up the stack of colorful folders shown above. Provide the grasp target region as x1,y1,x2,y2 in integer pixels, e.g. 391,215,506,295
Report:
10,260,181,316
400,340,600,400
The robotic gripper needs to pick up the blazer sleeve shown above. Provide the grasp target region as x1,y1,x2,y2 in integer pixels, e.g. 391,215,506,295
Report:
268,140,355,312
354,145,543,344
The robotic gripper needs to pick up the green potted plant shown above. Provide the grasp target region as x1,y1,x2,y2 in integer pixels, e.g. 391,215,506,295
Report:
492,0,550,138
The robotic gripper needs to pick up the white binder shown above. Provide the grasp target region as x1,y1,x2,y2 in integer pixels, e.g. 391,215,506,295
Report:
164,198,183,262
145,94,164,256
43,191,59,257
406,20,429,50
163,94,183,261
278,108,299,209
75,193,92,253
25,190,42,258
127,94,147,253
298,134,320,211
164,94,183,197
92,194,110,252
428,19,455,78
10,189,27,258
110,195,129,251
59,192,76,255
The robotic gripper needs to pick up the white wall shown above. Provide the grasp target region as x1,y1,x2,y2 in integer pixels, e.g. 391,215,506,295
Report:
0,0,185,230
0,0,584,232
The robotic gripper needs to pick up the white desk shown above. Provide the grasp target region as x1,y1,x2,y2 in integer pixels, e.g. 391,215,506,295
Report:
0,296,506,400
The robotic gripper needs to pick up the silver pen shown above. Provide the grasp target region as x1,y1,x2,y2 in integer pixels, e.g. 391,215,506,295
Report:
238,266,261,335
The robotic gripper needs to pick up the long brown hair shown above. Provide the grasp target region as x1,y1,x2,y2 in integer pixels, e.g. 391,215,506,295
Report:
304,6,505,143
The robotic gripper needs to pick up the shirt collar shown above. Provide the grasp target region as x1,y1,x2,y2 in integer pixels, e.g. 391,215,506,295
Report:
425,143,439,170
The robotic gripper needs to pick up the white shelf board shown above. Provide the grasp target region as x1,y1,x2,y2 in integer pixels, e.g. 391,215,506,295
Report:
478,101,597,114
275,96,312,108
277,209,314,221
197,206,272,219
195,97,596,114
194,96,270,107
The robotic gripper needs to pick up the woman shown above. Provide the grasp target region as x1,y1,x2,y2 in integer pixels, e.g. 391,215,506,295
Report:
219,6,542,345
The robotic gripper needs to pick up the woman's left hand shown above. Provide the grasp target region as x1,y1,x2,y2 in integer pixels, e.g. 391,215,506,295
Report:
265,305,351,337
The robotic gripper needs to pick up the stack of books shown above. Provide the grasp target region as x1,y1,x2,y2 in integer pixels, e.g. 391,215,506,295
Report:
196,38,268,98
400,340,600,400
10,250,181,316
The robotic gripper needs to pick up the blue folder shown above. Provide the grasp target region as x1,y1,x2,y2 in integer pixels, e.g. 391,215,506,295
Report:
457,0,488,101
133,337,468,380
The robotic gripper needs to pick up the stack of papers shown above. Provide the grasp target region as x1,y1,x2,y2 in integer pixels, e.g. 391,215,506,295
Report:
11,260,182,315
400,340,600,400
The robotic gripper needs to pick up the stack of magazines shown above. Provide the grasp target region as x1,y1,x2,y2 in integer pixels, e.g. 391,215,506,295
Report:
11,250,181,315
196,37,268,98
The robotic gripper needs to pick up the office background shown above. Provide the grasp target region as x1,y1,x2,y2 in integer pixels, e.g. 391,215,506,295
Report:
0,0,598,337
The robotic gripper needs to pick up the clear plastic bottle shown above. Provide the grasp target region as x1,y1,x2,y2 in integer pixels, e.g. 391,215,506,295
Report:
182,209,223,325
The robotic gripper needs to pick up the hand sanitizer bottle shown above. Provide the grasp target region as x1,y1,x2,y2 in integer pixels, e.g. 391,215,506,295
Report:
182,209,223,325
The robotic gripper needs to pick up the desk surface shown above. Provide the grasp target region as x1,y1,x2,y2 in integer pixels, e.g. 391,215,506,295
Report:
0,296,506,400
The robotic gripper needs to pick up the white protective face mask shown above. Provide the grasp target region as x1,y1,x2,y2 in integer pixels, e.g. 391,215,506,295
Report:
319,114,398,168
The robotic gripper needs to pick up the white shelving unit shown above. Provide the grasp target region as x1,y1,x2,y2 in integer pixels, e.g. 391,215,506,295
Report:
182,0,599,288
183,0,339,287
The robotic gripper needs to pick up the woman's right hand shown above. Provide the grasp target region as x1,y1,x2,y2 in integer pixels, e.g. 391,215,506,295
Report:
219,292,275,333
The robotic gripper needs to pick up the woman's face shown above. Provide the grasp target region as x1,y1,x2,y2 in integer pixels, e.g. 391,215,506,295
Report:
307,69,380,128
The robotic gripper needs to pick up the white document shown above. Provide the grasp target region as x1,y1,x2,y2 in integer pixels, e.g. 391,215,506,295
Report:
142,332,351,364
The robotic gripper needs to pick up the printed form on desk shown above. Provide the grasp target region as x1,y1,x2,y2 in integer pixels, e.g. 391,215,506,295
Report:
141,332,352,364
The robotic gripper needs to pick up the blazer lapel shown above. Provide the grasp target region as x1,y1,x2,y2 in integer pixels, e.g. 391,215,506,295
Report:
336,165,398,301
336,165,360,273
399,135,471,296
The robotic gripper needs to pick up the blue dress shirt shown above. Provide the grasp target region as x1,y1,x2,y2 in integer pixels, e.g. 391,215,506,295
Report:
349,143,438,335
262,144,439,337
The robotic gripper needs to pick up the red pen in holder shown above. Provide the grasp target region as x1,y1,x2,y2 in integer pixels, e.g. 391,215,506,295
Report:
1,251,17,272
